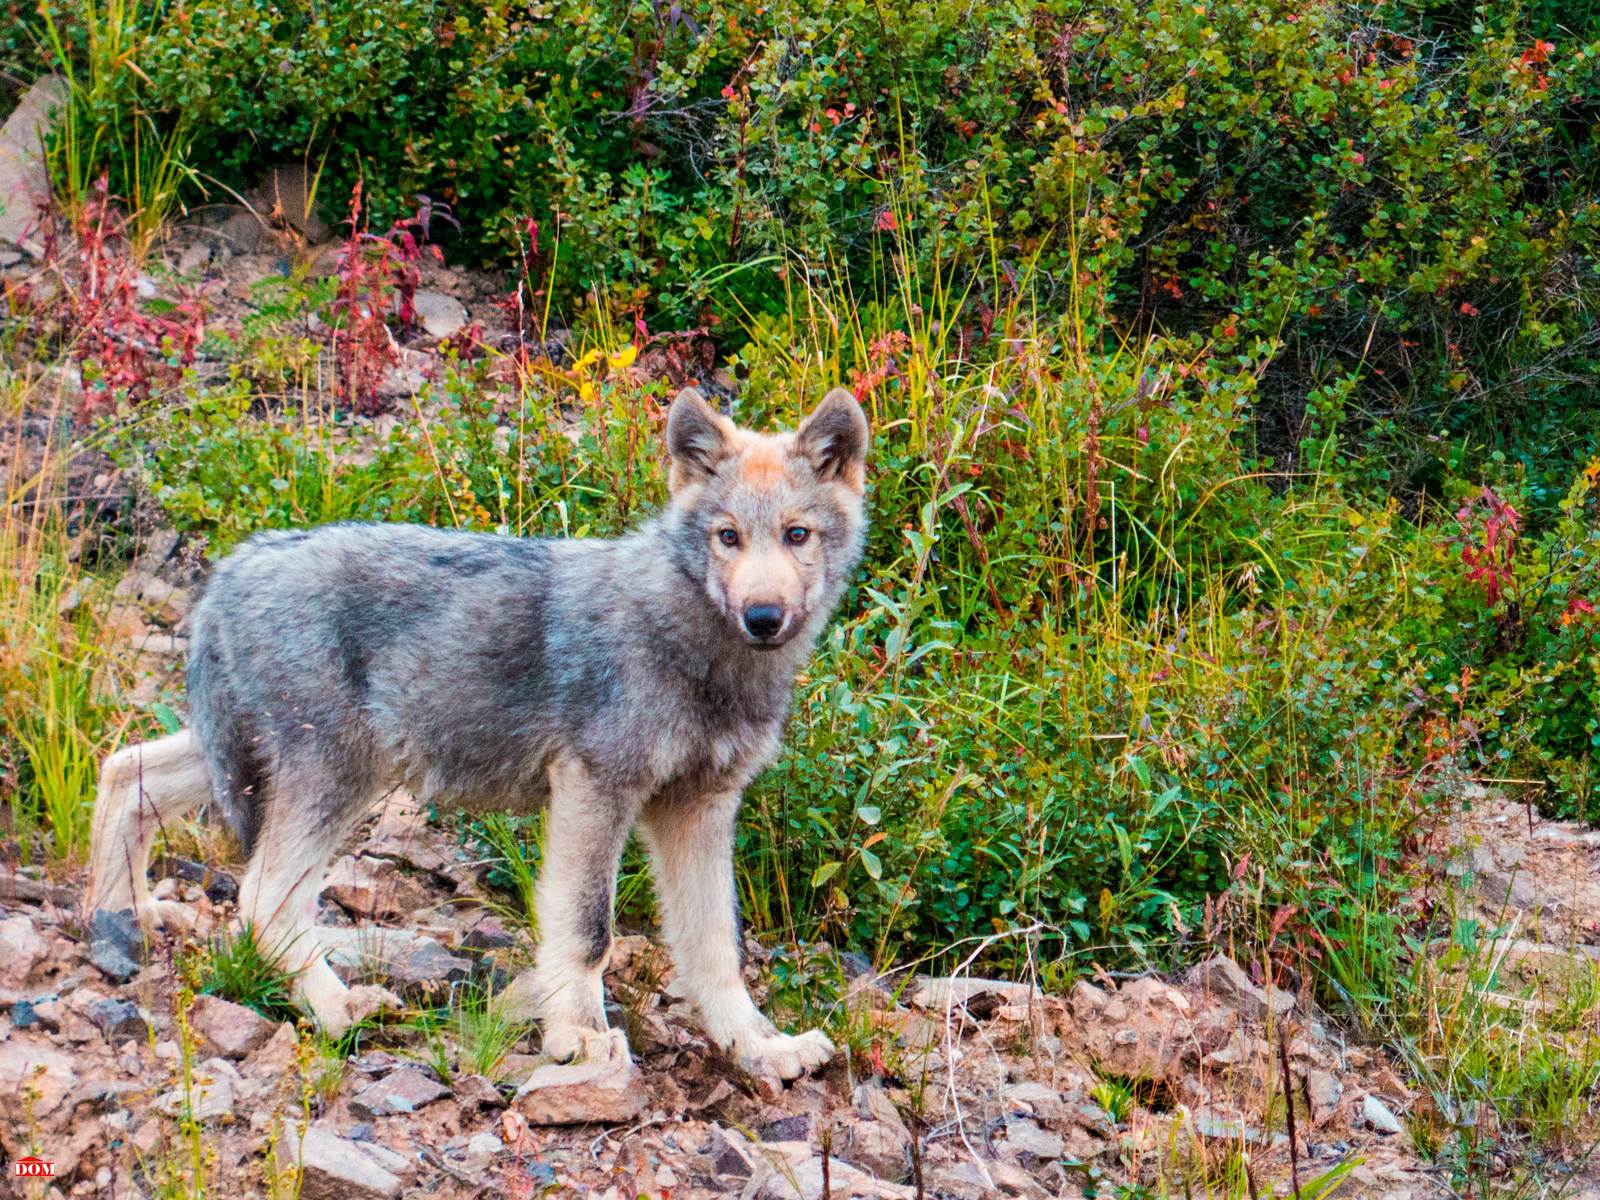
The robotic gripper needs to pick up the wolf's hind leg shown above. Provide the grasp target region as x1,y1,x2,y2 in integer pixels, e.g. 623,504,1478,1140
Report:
237,776,399,1038
496,754,637,1064
86,731,212,935
641,790,835,1082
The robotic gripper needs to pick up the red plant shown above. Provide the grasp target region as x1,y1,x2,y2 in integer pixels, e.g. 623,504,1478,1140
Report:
35,175,205,414
848,330,912,401
328,182,457,413
1453,486,1521,605
498,216,550,386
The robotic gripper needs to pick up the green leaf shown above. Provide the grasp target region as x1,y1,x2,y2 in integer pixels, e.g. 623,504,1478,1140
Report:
152,703,183,734
859,847,883,880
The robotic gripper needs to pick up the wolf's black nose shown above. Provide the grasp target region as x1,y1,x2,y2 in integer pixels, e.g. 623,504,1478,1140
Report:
743,604,784,640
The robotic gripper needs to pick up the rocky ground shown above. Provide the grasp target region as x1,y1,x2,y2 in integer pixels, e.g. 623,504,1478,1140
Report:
6,623,1597,1200
0,793,1432,1200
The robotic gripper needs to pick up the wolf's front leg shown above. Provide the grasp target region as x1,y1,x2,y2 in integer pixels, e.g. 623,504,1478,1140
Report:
641,790,835,1082
497,755,637,1063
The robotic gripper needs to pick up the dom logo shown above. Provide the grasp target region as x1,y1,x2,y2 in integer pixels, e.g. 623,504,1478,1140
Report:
12,1157,55,1177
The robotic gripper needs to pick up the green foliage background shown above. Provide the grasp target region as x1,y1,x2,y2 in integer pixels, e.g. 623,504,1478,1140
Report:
6,0,1600,984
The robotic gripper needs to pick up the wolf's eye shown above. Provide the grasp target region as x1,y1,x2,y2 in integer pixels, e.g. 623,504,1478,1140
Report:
785,526,811,546
718,528,741,548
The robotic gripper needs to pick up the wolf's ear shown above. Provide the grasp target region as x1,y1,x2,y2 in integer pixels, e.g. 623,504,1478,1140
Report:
795,388,869,491
666,388,734,491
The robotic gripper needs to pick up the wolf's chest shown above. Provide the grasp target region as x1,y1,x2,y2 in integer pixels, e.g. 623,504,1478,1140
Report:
639,713,784,803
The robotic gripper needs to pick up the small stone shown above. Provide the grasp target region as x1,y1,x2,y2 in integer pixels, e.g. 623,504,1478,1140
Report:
156,1066,234,1122
760,1114,811,1142
465,1131,503,1156
513,1055,645,1125
907,975,1037,1014
1362,1093,1403,1135
0,915,45,995
323,855,432,922
251,164,331,243
190,995,278,1059
349,1067,449,1118
412,291,469,339
1305,1069,1343,1125
708,1127,755,1179
217,209,272,255
838,1080,912,1181
0,77,69,257
1004,1117,1065,1160
153,856,239,904
0,1039,77,1117
177,241,213,273
84,998,148,1041
89,909,144,983
451,1073,505,1108
279,1122,406,1199
1185,955,1295,1020
384,937,472,997
461,917,517,951
1000,1081,1065,1120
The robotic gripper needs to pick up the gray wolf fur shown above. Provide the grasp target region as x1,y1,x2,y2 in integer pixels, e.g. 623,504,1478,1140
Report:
86,386,869,1081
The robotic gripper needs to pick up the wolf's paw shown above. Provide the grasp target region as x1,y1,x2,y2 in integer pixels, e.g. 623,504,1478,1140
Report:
316,984,404,1037
542,1023,631,1065
134,898,196,937
737,1028,836,1082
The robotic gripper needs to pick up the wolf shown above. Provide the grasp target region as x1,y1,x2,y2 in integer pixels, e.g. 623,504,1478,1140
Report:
86,386,869,1081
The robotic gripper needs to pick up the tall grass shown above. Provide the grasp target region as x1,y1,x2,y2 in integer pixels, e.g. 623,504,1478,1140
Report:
0,385,125,864
34,0,192,255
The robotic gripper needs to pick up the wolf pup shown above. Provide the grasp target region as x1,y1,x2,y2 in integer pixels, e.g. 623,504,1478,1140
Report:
86,386,868,1081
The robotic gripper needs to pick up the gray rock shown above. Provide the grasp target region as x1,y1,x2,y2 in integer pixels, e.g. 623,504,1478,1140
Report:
84,997,148,1041
1362,1093,1403,1135
461,917,517,951
759,1114,811,1142
190,995,278,1059
513,1054,645,1125
156,1064,235,1122
177,240,213,273
250,164,331,243
1004,1117,1065,1159
707,1127,756,1179
384,937,472,997
450,1072,505,1109
216,208,273,255
0,1039,77,1117
89,909,143,983
1305,1069,1343,1125
837,1080,913,1181
0,77,68,258
113,569,189,626
907,975,1038,1013
11,998,42,1029
412,291,468,339
1185,955,1295,1021
0,915,45,996
279,1122,407,1199
349,1067,449,1118
152,855,239,904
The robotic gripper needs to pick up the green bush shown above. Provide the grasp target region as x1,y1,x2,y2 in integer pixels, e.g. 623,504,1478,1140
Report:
48,0,1600,968
48,1,1580,458
119,266,1481,973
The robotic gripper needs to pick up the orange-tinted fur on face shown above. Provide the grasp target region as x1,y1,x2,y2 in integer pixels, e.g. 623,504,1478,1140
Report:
665,387,869,648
